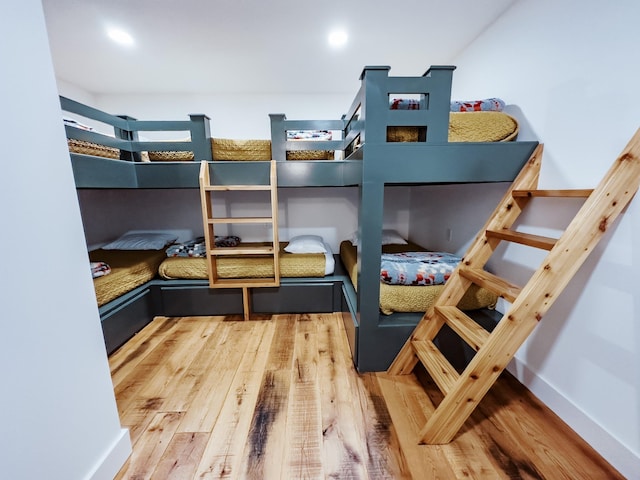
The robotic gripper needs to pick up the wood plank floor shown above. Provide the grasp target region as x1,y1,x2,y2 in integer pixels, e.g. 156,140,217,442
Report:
110,313,623,479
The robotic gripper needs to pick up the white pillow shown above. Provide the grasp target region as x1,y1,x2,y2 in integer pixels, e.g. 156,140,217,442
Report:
284,235,328,254
349,229,408,246
102,232,178,250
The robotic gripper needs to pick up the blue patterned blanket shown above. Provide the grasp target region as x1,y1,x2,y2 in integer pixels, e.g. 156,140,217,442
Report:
380,251,461,286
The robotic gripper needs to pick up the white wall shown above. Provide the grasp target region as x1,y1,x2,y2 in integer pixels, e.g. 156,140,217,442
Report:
1,2,130,479
95,92,355,139
58,78,97,106
76,187,360,252
55,86,353,138
411,0,640,476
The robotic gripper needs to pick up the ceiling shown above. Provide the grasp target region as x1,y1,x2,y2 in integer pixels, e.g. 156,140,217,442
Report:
42,0,515,95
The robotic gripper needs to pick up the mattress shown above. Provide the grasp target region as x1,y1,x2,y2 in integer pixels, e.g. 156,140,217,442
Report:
88,249,167,307
146,138,273,162
69,139,333,161
158,242,334,280
386,112,518,143
339,240,497,315
68,138,120,159
448,111,518,142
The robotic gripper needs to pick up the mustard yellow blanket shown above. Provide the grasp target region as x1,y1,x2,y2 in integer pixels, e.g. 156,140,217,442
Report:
159,243,328,279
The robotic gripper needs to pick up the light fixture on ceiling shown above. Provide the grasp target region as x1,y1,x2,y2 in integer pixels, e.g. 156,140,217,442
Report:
107,27,134,47
328,29,348,48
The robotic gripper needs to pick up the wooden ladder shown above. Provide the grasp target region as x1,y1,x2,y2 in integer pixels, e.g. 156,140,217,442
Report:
199,160,280,320
388,129,640,444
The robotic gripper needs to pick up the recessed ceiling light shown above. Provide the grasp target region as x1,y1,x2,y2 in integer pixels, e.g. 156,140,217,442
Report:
328,30,348,48
107,27,134,47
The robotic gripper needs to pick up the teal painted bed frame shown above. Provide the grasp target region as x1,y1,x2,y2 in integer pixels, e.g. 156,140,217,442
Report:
63,65,538,371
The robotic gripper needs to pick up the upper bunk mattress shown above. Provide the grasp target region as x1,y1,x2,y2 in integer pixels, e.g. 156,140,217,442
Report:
387,112,518,143
339,240,497,315
159,242,333,280
448,111,518,142
68,139,120,159
67,112,518,162
89,249,166,307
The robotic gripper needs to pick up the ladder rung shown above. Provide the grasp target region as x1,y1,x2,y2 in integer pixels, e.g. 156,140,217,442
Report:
459,267,522,303
486,229,557,250
209,217,274,224
434,306,490,352
205,185,272,191
200,160,281,323
208,277,280,288
411,340,459,395
210,246,275,256
512,189,593,198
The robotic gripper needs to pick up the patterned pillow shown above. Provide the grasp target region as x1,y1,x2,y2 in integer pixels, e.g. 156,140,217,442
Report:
450,98,505,112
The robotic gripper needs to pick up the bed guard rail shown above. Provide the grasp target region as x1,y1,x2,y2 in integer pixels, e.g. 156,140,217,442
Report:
269,65,456,161
269,114,346,161
345,65,456,147
60,96,212,161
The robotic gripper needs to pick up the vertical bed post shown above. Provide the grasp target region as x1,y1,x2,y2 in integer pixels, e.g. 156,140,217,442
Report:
356,173,386,370
115,115,139,162
421,65,455,142
353,65,457,372
269,114,287,161
355,66,391,371
189,114,212,161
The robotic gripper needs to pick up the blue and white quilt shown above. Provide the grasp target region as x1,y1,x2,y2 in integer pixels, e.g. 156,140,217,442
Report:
380,251,461,286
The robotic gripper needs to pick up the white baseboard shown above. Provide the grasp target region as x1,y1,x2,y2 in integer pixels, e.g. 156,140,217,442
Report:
507,358,640,479
86,428,132,480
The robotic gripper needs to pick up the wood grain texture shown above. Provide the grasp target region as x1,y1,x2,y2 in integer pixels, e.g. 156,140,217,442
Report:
111,314,623,479
389,131,640,445
282,314,324,479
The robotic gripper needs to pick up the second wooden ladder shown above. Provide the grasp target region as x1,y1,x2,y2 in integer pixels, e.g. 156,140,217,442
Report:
199,160,280,320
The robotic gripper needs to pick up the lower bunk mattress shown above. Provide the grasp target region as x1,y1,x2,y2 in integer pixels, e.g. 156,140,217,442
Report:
158,242,335,280
89,249,167,307
339,240,497,315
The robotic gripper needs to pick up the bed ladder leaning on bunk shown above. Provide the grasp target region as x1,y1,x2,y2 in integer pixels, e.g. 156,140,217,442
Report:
199,160,280,320
388,128,640,444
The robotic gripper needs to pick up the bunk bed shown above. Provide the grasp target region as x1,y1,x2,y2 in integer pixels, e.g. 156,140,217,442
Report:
63,65,538,368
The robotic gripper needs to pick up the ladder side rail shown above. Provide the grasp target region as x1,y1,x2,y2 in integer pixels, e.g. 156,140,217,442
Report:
199,161,217,287
270,160,281,284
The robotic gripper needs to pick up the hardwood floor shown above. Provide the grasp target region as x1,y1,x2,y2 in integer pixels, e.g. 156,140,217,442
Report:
110,314,622,479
